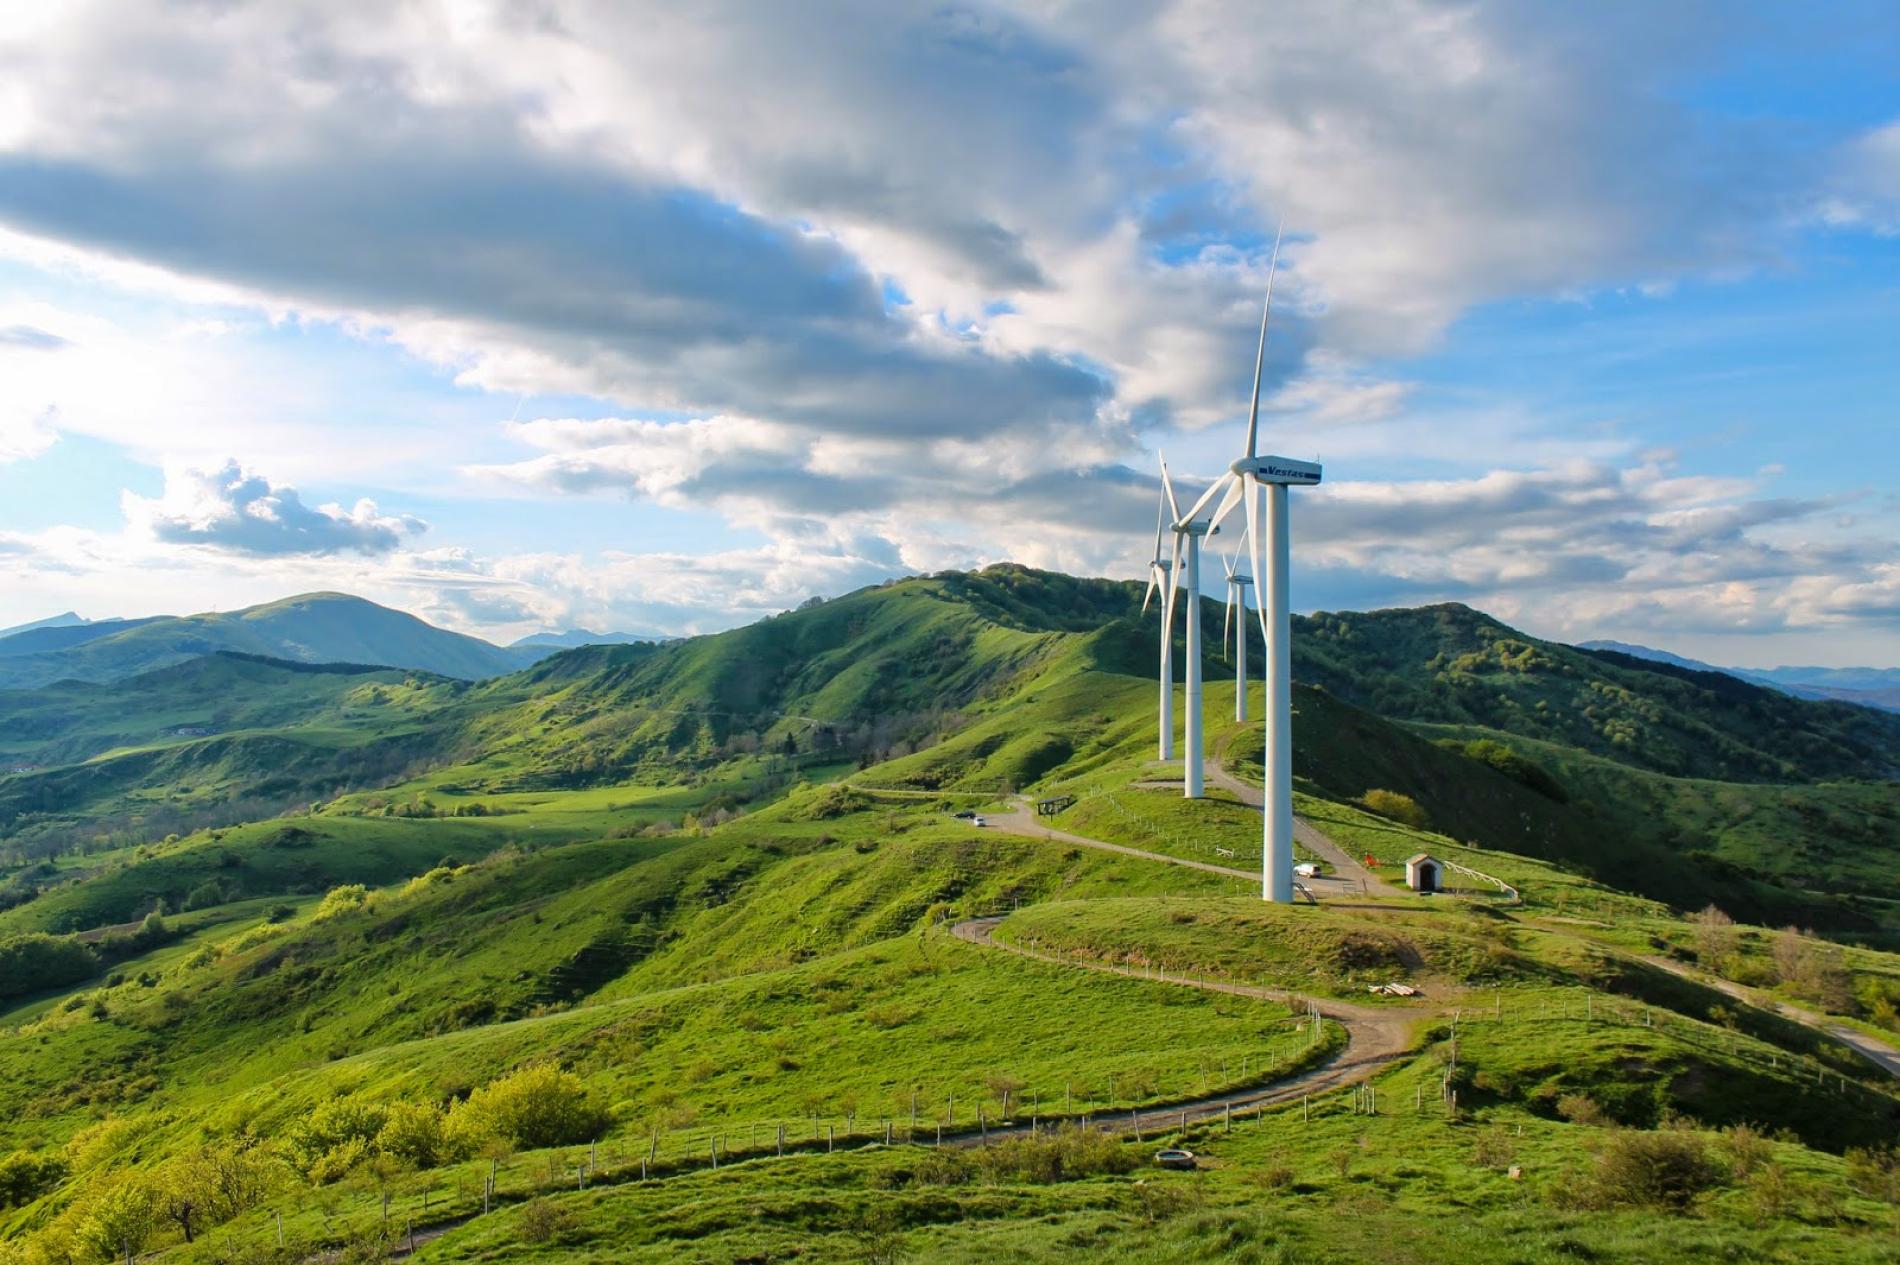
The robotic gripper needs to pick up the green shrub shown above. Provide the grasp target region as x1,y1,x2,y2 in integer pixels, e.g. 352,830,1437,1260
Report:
307,1138,372,1186
1844,1144,1900,1202
1586,1127,1722,1210
969,1127,1137,1184
517,1197,575,1245
287,1097,388,1172
445,1065,609,1151
376,1101,448,1168
183,879,232,912
0,1149,67,1208
1556,1093,1608,1127
1358,789,1429,831
312,884,370,922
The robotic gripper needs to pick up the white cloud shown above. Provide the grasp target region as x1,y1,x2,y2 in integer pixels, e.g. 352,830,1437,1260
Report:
122,460,426,557
0,3,1893,663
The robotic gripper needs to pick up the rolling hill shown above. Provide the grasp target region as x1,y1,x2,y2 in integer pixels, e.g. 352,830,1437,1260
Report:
2,566,1899,1264
5,566,1897,939
0,593,547,690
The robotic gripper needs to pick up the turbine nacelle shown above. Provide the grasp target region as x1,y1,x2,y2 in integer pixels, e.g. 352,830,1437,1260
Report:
1229,455,1322,486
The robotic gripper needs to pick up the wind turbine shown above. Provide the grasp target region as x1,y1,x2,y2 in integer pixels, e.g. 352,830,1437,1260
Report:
1160,456,1216,799
1181,223,1322,903
1222,549,1252,722
1140,486,1177,761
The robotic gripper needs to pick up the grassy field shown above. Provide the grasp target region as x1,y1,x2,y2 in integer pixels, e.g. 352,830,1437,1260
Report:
3,568,1899,1263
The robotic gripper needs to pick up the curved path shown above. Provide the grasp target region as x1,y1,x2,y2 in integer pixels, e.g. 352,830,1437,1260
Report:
1640,955,1900,1080
949,914,1414,1140
1205,761,1403,897
986,801,1258,883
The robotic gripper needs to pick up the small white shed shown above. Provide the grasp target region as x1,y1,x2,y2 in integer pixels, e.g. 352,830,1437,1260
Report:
1405,853,1442,893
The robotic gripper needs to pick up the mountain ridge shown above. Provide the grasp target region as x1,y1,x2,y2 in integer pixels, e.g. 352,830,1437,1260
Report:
0,592,545,688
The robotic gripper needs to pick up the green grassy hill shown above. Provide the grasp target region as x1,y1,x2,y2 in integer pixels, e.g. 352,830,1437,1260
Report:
0,593,537,690
1293,603,1900,782
2,566,1898,1262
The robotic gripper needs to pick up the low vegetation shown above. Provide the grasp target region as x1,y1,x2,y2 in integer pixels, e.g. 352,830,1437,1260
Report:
0,567,1895,1262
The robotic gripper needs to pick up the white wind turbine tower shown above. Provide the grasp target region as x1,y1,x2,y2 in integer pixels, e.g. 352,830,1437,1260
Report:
1140,486,1178,761
1222,549,1252,722
1181,224,1322,902
1160,456,1216,799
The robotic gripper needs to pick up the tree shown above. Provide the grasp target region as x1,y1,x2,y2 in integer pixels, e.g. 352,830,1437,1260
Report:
0,1149,67,1208
158,1143,274,1241
72,1174,158,1263
0,934,97,1001
1690,905,1736,970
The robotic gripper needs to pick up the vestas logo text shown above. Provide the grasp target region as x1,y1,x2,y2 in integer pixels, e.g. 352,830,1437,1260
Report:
1263,465,1320,480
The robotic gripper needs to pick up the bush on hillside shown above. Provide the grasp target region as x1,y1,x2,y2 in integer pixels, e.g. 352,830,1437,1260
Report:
0,1149,67,1208
286,1097,388,1178
183,878,234,911
376,1101,449,1168
1576,1126,1722,1210
0,933,97,1001
1358,789,1430,831
312,884,370,922
971,1127,1138,1184
445,1065,609,1151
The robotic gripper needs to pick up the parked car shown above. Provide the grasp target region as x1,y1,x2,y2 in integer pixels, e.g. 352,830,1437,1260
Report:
971,816,987,828
952,810,975,819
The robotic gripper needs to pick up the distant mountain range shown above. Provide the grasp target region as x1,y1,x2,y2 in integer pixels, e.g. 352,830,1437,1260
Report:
1579,640,1900,714
508,628,666,650
0,593,563,689
0,611,91,638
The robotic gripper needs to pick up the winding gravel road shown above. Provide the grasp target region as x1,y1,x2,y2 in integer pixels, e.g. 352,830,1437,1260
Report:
948,914,1415,1140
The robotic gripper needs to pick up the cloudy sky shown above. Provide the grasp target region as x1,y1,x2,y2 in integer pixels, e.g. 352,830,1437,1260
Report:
1,1,1897,665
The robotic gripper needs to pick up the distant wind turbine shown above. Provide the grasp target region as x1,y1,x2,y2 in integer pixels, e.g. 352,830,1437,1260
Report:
1139,485,1177,761
1160,455,1218,799
1222,548,1253,722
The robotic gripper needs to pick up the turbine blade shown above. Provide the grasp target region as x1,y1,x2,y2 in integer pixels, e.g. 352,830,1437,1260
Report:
1223,583,1234,646
1181,469,1235,527
1210,476,1245,534
1142,564,1158,615
1164,531,1184,629
1245,475,1272,648
1159,454,1183,524
1244,219,1286,462
1150,487,1166,563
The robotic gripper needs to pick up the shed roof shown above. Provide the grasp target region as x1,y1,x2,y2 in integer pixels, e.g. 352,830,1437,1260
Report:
1405,853,1438,867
